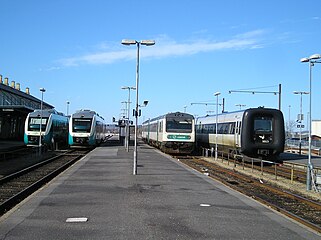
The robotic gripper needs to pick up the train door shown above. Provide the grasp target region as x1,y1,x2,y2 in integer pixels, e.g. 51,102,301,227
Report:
147,120,150,143
158,120,163,143
156,121,159,143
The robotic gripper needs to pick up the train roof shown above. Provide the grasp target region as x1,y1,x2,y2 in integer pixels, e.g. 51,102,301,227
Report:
72,109,104,120
28,109,65,117
196,107,282,123
142,112,194,125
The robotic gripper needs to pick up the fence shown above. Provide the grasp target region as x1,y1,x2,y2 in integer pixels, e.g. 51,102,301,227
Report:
201,147,321,192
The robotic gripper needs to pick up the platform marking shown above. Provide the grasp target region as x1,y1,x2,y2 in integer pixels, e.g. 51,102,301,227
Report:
200,204,211,207
66,217,88,223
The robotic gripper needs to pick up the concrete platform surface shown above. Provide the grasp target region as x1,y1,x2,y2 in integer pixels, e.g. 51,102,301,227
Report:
0,144,320,240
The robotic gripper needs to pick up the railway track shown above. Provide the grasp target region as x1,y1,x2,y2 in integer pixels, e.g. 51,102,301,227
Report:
177,157,321,233
0,146,35,161
202,148,319,185
0,149,90,216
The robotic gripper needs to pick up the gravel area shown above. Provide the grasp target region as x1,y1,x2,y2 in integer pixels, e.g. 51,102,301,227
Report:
201,156,321,202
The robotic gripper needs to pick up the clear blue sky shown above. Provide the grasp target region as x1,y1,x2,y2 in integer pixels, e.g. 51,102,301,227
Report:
1,0,321,130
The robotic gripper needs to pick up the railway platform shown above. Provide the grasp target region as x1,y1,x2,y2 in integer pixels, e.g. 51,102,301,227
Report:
0,141,24,152
0,142,320,239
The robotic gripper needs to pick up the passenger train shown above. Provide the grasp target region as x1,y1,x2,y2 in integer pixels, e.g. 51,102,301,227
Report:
142,112,195,154
24,109,69,149
68,110,107,147
196,107,285,159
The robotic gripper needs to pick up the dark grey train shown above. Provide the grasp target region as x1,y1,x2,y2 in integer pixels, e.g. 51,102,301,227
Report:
196,107,285,159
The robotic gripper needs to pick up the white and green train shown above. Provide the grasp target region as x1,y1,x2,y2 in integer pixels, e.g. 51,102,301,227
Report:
141,112,195,154
24,109,69,149
68,110,107,147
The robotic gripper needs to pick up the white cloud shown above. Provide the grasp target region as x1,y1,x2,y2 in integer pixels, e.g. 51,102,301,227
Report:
58,30,266,67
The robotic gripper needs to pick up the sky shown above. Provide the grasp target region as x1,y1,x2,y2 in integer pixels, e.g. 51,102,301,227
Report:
1,0,321,130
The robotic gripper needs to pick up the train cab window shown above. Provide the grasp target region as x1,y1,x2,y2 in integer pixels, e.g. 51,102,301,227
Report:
254,117,272,132
28,117,48,131
73,118,92,133
166,118,193,133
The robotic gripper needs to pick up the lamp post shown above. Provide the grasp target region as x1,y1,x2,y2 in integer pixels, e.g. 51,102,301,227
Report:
288,105,291,139
39,88,46,153
66,101,70,116
121,39,155,175
300,53,321,190
184,105,187,113
293,91,309,155
121,86,136,152
214,92,221,161
235,104,246,110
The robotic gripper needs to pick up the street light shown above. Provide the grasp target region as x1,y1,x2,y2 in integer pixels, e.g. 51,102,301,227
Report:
293,91,309,155
214,92,221,161
300,53,321,190
39,88,46,153
121,86,136,152
184,105,187,113
66,101,70,116
235,104,246,110
121,39,155,175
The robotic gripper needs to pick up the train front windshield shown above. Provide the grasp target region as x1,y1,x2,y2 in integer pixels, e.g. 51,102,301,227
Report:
28,117,48,131
73,118,92,133
254,117,272,132
166,118,193,133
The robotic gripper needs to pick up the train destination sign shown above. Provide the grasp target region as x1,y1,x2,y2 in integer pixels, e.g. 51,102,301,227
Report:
167,134,191,140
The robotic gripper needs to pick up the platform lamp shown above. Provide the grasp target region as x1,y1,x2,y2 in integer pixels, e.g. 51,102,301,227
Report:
300,53,321,191
214,92,221,161
121,39,155,175
235,104,246,110
293,91,309,155
39,88,46,153
121,86,136,152
66,101,70,116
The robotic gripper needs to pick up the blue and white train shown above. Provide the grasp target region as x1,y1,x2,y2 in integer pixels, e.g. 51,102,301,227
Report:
196,107,285,159
68,110,107,147
24,109,69,149
142,112,195,154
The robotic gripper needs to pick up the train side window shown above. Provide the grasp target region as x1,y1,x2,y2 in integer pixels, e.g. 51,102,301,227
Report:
218,123,224,134
204,124,207,134
223,123,229,134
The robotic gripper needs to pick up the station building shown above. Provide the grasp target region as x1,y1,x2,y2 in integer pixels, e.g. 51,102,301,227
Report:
0,75,53,141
